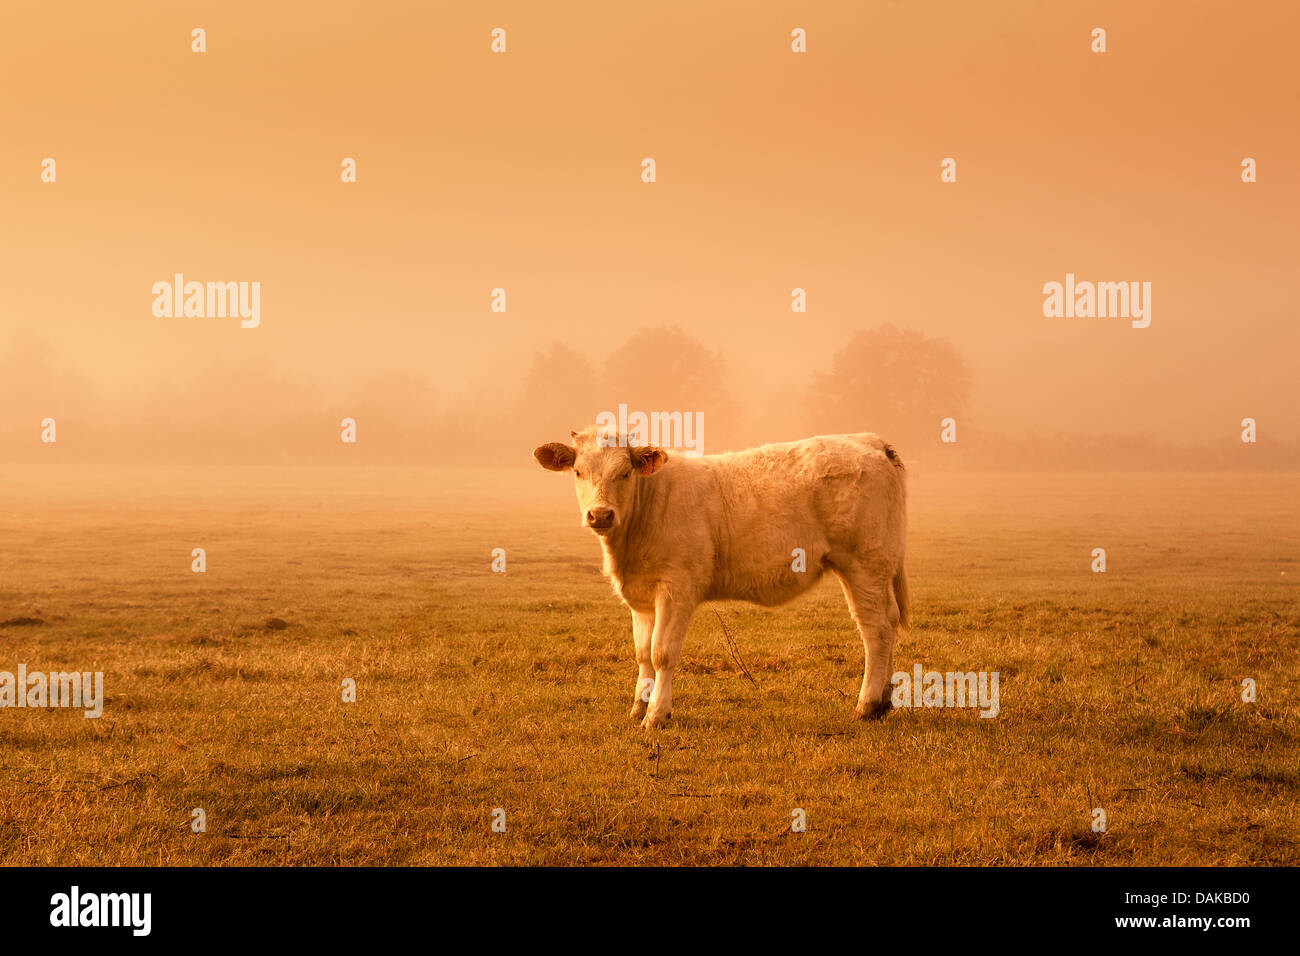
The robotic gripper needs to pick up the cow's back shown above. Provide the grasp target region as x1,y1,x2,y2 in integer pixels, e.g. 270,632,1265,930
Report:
692,433,905,605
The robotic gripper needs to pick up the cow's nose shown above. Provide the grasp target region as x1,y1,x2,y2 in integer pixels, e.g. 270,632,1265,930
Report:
586,507,615,527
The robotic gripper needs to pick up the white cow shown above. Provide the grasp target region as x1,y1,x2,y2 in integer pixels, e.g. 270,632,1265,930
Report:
535,426,910,729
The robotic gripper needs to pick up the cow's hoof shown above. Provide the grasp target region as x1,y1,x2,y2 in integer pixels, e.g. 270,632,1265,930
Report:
855,698,892,721
629,700,649,721
640,710,671,730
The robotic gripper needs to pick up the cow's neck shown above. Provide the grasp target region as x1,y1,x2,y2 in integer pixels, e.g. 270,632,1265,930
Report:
598,469,661,587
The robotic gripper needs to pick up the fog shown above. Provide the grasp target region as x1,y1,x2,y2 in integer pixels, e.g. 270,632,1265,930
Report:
2,1,1296,470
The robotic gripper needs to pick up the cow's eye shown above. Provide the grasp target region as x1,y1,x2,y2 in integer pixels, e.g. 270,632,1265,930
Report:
618,471,631,480
574,470,583,479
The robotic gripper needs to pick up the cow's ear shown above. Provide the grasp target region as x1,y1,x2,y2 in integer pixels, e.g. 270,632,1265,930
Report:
631,446,669,476
534,442,576,471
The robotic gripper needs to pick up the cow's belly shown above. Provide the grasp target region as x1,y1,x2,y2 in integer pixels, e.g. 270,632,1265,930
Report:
707,556,826,607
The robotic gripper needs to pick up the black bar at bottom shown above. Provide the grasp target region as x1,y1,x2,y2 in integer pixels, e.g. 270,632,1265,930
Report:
0,865,1284,943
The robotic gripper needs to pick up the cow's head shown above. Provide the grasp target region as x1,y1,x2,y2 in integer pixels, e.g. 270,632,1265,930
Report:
534,425,669,535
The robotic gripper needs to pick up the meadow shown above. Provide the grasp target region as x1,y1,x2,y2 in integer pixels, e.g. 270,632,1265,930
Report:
0,464,1296,865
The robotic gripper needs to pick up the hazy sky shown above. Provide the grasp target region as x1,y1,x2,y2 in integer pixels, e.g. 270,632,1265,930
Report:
2,0,1297,446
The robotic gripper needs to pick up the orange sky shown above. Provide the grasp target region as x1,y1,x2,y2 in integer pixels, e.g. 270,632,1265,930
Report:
2,0,1297,447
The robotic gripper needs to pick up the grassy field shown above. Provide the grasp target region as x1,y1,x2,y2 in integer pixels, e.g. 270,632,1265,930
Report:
0,465,1296,865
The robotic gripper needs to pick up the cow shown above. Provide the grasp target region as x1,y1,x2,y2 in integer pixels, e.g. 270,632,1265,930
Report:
534,425,909,729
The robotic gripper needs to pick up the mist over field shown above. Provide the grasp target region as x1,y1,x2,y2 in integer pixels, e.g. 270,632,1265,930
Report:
4,325,1297,470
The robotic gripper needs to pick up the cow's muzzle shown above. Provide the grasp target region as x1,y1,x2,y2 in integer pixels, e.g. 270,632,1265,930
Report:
585,507,616,533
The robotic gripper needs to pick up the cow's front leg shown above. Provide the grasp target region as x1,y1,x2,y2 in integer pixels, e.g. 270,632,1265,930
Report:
642,589,695,730
629,608,655,721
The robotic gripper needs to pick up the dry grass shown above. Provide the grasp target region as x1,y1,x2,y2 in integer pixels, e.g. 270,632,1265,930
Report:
0,466,1296,865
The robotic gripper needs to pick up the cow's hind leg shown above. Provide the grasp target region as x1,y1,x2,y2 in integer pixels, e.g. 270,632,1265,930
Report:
831,564,900,720
629,609,655,721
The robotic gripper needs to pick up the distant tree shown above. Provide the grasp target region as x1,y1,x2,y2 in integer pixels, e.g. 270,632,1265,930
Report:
344,368,440,464
0,333,101,459
802,325,971,450
139,358,328,465
599,327,740,449
514,342,602,443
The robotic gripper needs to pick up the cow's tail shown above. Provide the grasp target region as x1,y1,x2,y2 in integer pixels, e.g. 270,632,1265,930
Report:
893,561,911,634
887,443,910,635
